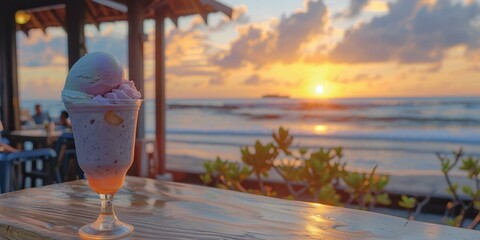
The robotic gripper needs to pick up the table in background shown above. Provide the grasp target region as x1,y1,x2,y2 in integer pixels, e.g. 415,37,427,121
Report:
5,129,63,149
0,176,478,239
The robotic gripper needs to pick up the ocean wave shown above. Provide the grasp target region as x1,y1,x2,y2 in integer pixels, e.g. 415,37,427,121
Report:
167,97,480,112
161,128,480,144
165,138,480,156
236,113,480,125
167,98,480,126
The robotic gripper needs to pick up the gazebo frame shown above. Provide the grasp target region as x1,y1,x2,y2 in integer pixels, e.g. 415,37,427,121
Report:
0,0,232,178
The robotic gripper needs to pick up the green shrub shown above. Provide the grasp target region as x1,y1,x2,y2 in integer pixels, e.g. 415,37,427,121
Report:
437,148,480,229
201,127,391,209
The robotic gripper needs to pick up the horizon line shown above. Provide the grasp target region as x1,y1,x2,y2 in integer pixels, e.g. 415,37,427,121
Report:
20,95,480,101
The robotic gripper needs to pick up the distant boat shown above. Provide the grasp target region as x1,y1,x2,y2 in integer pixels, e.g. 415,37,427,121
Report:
262,94,290,99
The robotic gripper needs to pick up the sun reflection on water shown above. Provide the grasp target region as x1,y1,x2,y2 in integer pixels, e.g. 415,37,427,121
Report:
314,124,328,133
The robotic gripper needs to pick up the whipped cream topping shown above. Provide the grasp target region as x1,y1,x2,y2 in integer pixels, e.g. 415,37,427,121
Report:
63,80,141,104
94,80,141,103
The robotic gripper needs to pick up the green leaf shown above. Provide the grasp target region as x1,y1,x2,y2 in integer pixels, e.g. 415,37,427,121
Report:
441,159,451,173
199,173,212,184
317,184,341,206
299,147,308,156
447,183,458,196
272,127,294,155
376,193,391,205
334,147,343,159
398,195,416,209
445,218,456,226
474,200,480,211
462,185,474,198
459,157,480,179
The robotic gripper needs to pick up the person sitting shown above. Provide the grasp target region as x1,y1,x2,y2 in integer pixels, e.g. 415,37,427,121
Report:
0,120,17,153
32,104,51,125
57,111,72,129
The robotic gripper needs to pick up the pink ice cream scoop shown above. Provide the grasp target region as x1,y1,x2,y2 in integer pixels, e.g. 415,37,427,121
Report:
62,52,141,102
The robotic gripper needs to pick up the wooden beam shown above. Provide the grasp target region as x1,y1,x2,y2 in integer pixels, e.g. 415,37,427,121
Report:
92,0,127,13
66,0,87,69
128,0,145,138
11,0,65,11
0,6,21,131
148,0,166,9
199,0,232,18
98,2,111,16
48,9,66,31
154,9,166,175
169,15,178,27
29,12,47,34
166,0,176,12
21,4,64,12
127,0,146,176
18,24,30,37
192,0,208,24
85,2,101,30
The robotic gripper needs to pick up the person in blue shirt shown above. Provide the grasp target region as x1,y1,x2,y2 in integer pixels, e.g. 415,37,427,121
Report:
32,104,51,125
0,120,17,153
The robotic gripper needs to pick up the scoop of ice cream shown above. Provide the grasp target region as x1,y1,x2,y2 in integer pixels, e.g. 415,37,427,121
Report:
92,81,142,103
64,52,124,95
62,52,141,102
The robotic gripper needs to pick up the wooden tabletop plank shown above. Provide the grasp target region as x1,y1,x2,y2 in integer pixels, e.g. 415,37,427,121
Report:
0,176,478,239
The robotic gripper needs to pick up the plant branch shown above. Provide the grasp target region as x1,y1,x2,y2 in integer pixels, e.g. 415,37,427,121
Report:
467,213,480,229
475,174,479,194
297,185,309,196
437,150,467,210
413,194,431,219
235,182,247,193
256,172,265,194
272,167,296,196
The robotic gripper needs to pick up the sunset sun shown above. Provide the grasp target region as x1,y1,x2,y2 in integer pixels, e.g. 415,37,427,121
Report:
315,85,324,95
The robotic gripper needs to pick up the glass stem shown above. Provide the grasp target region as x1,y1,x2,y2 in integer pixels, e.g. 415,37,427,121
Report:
100,194,115,216
93,194,119,231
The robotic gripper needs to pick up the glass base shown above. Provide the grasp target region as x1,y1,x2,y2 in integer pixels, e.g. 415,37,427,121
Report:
79,194,133,239
79,220,133,239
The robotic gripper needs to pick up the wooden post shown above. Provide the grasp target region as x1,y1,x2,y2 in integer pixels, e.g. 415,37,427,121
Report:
154,10,166,175
127,0,145,176
0,4,20,131
66,0,87,69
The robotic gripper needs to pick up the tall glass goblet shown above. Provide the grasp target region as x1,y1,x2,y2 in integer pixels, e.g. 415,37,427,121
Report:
65,99,142,239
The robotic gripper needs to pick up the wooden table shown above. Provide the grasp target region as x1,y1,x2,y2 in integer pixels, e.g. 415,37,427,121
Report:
5,129,63,149
0,177,478,240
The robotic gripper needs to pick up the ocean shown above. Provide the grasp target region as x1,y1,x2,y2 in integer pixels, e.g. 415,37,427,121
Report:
21,97,480,175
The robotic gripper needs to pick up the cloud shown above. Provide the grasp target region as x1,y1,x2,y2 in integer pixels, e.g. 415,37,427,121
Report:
20,75,65,100
333,73,382,83
212,0,328,68
17,26,128,68
328,0,480,64
208,6,249,32
86,34,128,66
466,65,480,72
244,74,261,85
335,0,370,18
243,74,277,85
208,76,225,85
17,30,67,67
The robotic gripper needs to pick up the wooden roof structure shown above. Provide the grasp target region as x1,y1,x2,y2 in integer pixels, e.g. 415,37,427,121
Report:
16,0,232,34
0,0,232,178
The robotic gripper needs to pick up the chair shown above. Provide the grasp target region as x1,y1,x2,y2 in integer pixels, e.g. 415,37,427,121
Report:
0,153,11,193
54,132,83,182
4,148,57,192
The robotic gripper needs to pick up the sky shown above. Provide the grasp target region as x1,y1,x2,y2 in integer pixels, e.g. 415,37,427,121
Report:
16,0,480,100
